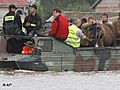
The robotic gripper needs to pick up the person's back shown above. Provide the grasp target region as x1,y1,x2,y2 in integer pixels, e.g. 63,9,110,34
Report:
3,4,22,35
49,8,69,41
65,24,80,48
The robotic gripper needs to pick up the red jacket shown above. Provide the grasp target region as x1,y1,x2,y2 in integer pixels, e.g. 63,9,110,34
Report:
49,14,69,40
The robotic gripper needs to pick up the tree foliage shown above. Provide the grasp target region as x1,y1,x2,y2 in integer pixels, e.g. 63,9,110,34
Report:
37,0,96,19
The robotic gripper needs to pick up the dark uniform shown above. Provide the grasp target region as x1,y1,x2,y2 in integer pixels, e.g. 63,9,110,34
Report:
23,13,42,36
3,11,22,35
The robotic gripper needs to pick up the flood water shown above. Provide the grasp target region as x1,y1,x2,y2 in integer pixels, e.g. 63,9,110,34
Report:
0,70,120,90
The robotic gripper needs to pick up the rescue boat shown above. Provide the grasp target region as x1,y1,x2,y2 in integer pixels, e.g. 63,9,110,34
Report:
0,35,120,72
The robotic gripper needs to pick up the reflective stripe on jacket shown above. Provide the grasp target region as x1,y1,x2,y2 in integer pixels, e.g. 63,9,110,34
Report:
31,24,36,27
65,24,80,48
5,16,14,21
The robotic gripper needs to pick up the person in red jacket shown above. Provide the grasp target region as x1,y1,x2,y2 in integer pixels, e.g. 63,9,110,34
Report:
49,8,69,41
22,41,35,54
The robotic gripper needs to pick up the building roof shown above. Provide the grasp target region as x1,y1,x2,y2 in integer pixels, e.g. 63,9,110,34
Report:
90,0,102,9
0,0,29,7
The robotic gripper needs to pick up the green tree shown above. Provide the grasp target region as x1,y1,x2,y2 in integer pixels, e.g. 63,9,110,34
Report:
37,0,96,20
35,0,44,18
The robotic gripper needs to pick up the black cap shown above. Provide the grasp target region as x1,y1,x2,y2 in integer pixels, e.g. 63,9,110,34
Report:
31,4,37,9
9,4,17,9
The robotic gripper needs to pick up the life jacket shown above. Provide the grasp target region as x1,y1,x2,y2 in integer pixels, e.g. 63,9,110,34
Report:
50,14,69,41
65,24,80,48
22,46,34,54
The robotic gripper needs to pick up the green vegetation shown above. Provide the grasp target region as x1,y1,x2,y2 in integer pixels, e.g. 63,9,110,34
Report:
35,0,44,17
36,0,96,19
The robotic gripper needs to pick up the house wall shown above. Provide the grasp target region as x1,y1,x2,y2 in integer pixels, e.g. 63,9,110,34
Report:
95,0,120,12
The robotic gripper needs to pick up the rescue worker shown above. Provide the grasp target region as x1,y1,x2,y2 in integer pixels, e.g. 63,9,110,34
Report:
23,4,42,36
64,17,91,48
22,41,35,54
3,4,22,35
49,8,69,41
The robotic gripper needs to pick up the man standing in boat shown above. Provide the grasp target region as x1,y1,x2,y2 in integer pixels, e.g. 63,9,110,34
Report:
23,4,42,36
3,4,22,35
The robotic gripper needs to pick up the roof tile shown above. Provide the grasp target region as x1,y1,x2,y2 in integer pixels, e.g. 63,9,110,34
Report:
0,0,29,6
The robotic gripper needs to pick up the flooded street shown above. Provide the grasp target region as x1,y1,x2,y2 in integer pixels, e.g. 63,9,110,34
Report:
0,70,120,90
